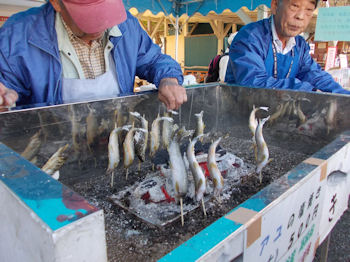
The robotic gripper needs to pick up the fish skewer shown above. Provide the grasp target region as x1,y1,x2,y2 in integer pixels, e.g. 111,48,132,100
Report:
150,114,173,170
21,130,43,163
187,134,207,217
150,114,174,157
255,116,270,184
86,104,99,151
168,126,194,226
208,137,224,201
107,124,123,187
193,111,205,142
162,110,178,149
249,105,268,160
296,100,307,126
86,104,99,167
41,144,69,180
325,99,337,134
130,112,149,171
123,124,147,180
68,105,85,167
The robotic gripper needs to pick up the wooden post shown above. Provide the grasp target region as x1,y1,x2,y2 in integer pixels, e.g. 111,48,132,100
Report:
217,21,224,54
150,17,164,39
164,18,168,37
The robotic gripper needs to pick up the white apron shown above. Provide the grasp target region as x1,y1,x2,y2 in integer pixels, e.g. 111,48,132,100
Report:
62,55,120,103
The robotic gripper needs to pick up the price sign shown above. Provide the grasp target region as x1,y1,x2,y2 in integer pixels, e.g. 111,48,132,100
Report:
243,168,325,262
325,47,337,71
315,6,350,41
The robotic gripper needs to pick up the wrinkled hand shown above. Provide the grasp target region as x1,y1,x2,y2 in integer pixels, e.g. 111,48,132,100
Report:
0,82,18,112
158,78,187,110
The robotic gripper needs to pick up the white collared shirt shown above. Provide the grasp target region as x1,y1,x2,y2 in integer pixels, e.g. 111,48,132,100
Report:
271,16,296,55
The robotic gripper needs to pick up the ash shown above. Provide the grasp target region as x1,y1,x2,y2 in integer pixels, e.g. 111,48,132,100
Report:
69,133,311,261
110,151,251,227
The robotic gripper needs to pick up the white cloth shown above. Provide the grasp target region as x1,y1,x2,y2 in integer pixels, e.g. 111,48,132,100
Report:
183,74,197,86
62,54,120,103
219,52,229,82
271,16,296,55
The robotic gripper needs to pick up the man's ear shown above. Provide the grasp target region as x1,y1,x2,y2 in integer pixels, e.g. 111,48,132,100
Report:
270,0,278,15
49,0,62,12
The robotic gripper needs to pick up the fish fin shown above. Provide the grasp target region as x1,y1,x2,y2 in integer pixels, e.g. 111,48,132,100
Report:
213,178,218,187
197,179,203,189
175,182,180,194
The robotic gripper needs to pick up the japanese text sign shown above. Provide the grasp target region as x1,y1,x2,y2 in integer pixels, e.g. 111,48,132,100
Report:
315,6,350,41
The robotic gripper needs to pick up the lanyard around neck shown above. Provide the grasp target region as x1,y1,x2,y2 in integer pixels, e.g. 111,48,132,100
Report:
270,18,294,79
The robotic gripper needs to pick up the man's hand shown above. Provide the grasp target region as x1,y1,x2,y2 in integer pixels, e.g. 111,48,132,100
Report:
0,82,18,112
158,78,187,110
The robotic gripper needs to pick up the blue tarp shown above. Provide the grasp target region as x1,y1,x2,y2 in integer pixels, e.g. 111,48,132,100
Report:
123,0,271,16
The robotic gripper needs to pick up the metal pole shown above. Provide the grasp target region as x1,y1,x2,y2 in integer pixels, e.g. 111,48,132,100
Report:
175,15,179,62
319,233,331,262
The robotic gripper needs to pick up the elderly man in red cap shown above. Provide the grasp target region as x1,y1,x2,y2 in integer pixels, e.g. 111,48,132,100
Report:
0,0,187,110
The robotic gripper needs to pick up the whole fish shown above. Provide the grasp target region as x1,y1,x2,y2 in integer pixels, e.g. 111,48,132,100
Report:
106,125,123,174
296,100,306,126
69,105,84,155
21,130,43,161
123,126,147,170
168,126,193,201
249,105,269,137
114,108,128,144
187,135,206,202
150,114,173,157
207,137,224,198
188,134,208,217
130,112,149,162
280,101,291,118
268,104,283,125
194,111,205,141
249,105,268,160
162,110,178,149
98,118,110,136
325,99,337,134
168,126,194,226
255,116,270,184
86,104,99,152
41,144,69,178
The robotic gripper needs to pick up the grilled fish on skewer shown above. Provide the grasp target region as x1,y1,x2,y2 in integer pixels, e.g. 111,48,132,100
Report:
187,134,207,217
150,114,173,157
68,105,84,160
162,110,178,149
325,99,337,134
107,124,123,187
130,112,149,163
168,126,194,226
255,116,270,184
193,111,205,142
86,104,99,152
249,105,268,160
296,100,306,126
41,144,69,179
208,137,224,199
21,130,43,162
123,125,147,180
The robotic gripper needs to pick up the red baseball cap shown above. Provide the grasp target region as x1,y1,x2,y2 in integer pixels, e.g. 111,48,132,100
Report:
61,0,127,34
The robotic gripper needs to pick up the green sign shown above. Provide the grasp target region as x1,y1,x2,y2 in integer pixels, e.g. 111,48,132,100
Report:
315,6,350,41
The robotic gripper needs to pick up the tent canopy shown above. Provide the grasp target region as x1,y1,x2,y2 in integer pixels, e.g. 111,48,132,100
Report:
123,0,271,17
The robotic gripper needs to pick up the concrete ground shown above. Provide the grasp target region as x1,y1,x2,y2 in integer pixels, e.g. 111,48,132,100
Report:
314,206,350,262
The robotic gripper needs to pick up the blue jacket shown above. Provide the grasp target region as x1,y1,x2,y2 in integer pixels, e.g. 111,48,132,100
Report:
225,18,349,94
0,3,183,107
